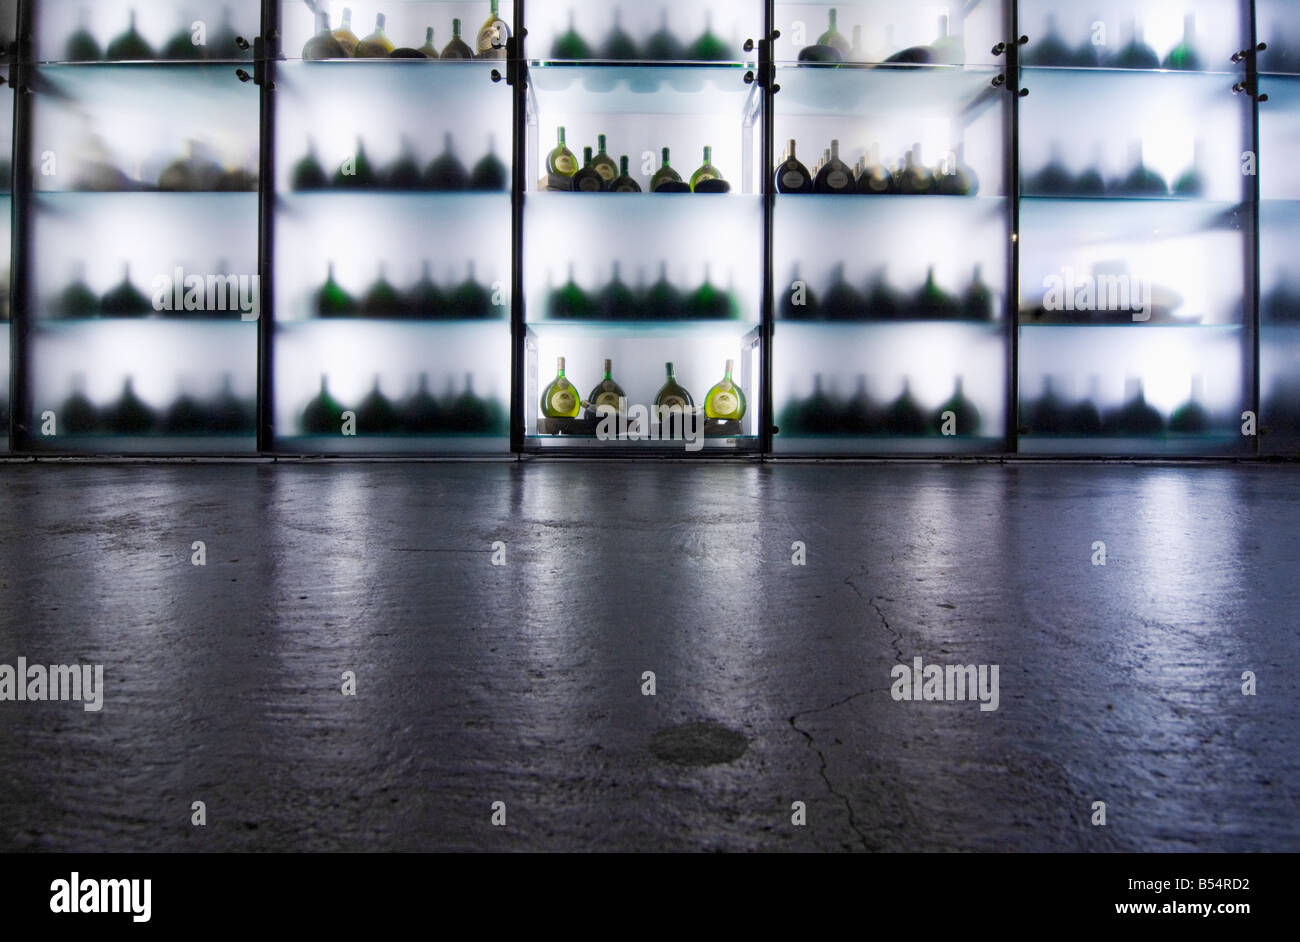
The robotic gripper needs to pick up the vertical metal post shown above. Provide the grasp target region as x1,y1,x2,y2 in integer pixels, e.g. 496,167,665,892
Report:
509,1,526,455
8,0,33,452
255,0,279,453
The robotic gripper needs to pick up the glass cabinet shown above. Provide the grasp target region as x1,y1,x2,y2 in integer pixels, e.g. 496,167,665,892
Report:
18,0,261,454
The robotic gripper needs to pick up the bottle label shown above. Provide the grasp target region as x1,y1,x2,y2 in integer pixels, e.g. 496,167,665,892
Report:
552,155,576,175
577,175,602,192
551,389,576,414
828,170,849,190
595,164,617,183
710,392,739,416
614,181,639,192
595,391,620,407
781,170,805,189
659,395,687,409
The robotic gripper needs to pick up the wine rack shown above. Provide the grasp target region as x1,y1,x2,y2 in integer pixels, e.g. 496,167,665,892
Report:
0,0,1293,459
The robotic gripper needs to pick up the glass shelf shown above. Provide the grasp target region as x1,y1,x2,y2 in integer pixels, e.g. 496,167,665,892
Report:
527,0,760,66
774,63,1003,116
32,0,259,65
528,63,757,115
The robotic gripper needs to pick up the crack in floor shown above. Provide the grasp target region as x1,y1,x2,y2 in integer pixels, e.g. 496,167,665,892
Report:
788,710,871,851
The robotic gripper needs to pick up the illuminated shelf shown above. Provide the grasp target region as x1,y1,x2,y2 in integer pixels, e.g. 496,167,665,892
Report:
527,319,759,332
527,63,757,114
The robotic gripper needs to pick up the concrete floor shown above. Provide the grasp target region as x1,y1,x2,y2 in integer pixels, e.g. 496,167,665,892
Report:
0,461,1297,852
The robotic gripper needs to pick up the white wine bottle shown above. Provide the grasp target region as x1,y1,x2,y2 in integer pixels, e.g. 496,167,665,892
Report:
689,146,723,191
541,357,581,418
333,8,360,56
649,148,684,192
655,362,694,410
355,14,395,57
545,126,578,190
587,359,626,418
476,0,511,59
591,135,619,186
704,360,746,420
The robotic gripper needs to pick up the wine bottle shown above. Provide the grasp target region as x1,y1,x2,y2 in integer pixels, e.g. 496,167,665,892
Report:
333,8,360,56
449,375,495,432
403,374,443,433
898,143,934,194
60,376,100,434
333,138,376,188
1263,271,1300,322
586,359,627,418
856,143,895,194
655,362,694,410
1169,376,1209,433
775,140,815,193
1118,142,1167,196
610,155,642,192
815,140,855,194
541,357,581,418
689,265,732,319
101,265,150,316
591,135,619,187
424,133,470,190
1029,141,1073,196
163,17,204,60
881,380,926,434
302,375,345,434
688,145,722,192
962,265,995,321
883,21,934,66
385,137,423,189
1105,379,1164,435
645,262,684,319
57,263,100,318
1025,376,1069,435
1071,22,1103,67
704,360,746,421
650,148,685,192
1110,19,1160,69
165,386,206,434
354,14,395,57
1172,140,1204,197
551,11,593,59
470,136,508,190
106,10,154,60
158,141,221,191
1074,143,1106,196
357,377,401,433
105,377,156,434
914,267,959,319
65,10,102,61
545,126,579,190
292,139,328,190
644,11,685,61
209,374,253,434
362,265,407,317
1160,14,1202,70
418,27,440,60
406,261,444,318
822,263,865,320
391,45,429,59
936,143,978,196
864,270,905,320
477,0,511,59
601,10,639,59
317,262,355,317
932,377,980,435
449,262,492,318
1023,14,1071,67
780,264,820,320
572,146,606,192
688,12,732,61
844,376,877,434
849,25,865,63
1063,377,1104,435
818,8,851,56
930,14,963,65
441,18,474,59
599,262,638,319
549,264,596,318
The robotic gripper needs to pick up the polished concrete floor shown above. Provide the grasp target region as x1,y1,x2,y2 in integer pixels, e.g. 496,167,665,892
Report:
0,461,1297,852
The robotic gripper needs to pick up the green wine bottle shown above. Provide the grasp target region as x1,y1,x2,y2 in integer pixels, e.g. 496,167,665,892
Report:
932,377,980,435
441,18,474,59
645,262,684,319
914,267,959,319
470,136,508,190
1169,377,1209,433
302,375,345,433
689,146,722,191
655,362,694,409
550,263,597,318
65,10,103,61
610,155,642,192
541,357,581,418
551,11,593,59
690,265,731,319
649,148,684,192
163,17,204,60
424,133,470,190
293,139,329,190
449,262,491,318
476,0,511,60
407,261,445,318
333,138,376,188
599,262,638,319
357,377,401,433
60,376,100,433
57,262,100,318
106,10,155,60
105,377,156,434
591,135,619,186
601,10,639,59
545,126,579,190
572,146,605,192
704,360,746,420
362,265,407,317
385,137,423,189
317,262,355,317
403,374,443,433
303,10,347,59
688,12,732,61
101,265,150,316
587,358,627,418
418,27,440,59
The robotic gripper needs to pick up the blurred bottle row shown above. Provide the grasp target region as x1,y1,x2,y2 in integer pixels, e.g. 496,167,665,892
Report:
776,140,977,196
1019,265,1200,325
781,265,995,323
542,132,728,193
1021,377,1219,437
1025,15,1202,70
60,9,251,62
545,263,742,320
1261,277,1300,323
292,135,507,192
48,263,255,319
315,262,502,319
304,4,508,61
69,138,256,192
1026,143,1203,199
797,10,963,66
548,11,735,62
780,376,981,437
51,375,254,435
300,374,506,435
